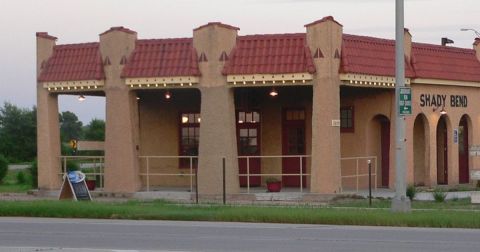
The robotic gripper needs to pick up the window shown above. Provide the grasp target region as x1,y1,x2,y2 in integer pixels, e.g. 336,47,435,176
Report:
340,106,354,132
237,111,260,155
179,112,200,168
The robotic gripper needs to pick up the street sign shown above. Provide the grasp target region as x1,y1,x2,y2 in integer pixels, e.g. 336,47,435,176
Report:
398,87,412,115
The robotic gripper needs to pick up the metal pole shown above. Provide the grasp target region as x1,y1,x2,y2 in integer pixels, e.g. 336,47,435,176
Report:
195,160,199,204
392,0,411,212
223,157,226,205
368,159,372,207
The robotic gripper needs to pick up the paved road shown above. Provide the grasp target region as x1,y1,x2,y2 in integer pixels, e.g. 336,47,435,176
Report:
0,218,479,252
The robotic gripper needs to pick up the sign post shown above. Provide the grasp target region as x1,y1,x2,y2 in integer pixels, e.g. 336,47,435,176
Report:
392,0,412,212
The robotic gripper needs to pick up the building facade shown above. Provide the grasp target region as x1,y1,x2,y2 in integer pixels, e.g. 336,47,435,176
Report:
36,16,480,198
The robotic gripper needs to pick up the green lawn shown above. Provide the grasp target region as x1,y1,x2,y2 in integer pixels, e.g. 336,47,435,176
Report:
1,200,480,229
330,197,480,210
0,169,33,192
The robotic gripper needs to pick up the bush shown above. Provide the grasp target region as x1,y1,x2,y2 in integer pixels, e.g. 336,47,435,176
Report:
16,171,26,184
66,160,80,172
0,155,8,183
433,188,447,203
406,185,416,201
29,159,38,188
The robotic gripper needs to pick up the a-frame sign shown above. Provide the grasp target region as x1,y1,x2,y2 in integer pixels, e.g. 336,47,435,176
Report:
59,173,92,201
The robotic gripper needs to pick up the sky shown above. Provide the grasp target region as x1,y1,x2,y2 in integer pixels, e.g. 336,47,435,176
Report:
0,0,479,123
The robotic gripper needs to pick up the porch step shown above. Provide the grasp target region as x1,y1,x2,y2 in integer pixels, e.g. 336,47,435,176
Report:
254,192,304,201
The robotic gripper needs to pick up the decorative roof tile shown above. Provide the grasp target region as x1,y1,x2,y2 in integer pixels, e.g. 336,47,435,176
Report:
194,22,240,31
305,16,343,27
340,34,416,77
222,33,316,75
412,43,480,82
100,26,137,36
36,32,57,41
121,38,200,78
38,42,104,82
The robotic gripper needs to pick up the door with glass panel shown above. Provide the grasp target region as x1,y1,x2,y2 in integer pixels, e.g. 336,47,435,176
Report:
237,111,261,187
282,109,306,187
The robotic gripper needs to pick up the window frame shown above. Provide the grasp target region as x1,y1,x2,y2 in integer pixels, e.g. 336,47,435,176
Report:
340,106,354,133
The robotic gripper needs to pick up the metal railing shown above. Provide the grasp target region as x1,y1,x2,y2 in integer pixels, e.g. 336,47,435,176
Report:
238,155,311,193
59,156,105,189
138,156,198,192
340,156,377,192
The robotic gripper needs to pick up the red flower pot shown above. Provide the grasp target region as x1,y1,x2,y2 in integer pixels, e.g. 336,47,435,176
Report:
267,181,281,192
86,180,96,191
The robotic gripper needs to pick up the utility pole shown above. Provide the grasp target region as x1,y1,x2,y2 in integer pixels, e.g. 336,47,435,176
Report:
392,0,412,212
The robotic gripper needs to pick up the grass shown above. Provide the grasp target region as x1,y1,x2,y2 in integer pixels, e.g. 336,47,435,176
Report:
330,197,480,210
0,169,33,193
1,200,480,228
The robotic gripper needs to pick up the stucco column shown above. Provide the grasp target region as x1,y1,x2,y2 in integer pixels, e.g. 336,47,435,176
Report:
474,38,480,62
100,27,141,193
428,115,439,187
193,23,239,196
305,17,343,193
36,33,62,190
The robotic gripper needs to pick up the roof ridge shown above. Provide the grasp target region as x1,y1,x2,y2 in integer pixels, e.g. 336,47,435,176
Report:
412,42,475,53
239,33,305,39
137,37,193,43
55,42,99,48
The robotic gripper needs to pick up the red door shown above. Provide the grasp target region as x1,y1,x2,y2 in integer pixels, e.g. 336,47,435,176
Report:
282,109,306,187
459,117,469,184
380,118,390,187
237,111,261,187
437,117,448,185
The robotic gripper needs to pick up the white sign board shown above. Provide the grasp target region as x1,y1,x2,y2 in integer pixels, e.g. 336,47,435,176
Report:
469,145,480,156
331,119,341,127
470,170,480,180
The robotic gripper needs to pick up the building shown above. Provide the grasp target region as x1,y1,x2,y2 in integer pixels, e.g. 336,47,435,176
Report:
36,16,480,199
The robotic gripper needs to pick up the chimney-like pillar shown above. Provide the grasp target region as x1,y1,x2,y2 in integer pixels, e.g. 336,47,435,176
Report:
305,16,343,194
36,32,62,190
474,38,480,62
193,22,240,198
100,27,140,193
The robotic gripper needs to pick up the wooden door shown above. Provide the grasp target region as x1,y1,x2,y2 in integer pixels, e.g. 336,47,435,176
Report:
380,118,391,187
237,111,261,187
437,117,448,185
282,109,306,187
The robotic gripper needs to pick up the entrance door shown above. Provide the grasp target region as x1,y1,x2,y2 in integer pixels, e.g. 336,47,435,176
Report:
282,109,306,187
437,116,448,185
459,116,469,184
380,117,391,187
237,111,261,187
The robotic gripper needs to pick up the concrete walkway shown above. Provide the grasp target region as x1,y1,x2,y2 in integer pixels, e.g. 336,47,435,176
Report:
343,188,479,201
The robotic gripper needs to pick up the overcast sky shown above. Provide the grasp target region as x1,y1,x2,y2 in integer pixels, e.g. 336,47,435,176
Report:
0,0,478,123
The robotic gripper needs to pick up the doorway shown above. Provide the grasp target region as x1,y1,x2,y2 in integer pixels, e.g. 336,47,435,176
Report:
458,115,470,184
282,109,306,187
437,115,448,185
413,114,428,186
372,115,390,188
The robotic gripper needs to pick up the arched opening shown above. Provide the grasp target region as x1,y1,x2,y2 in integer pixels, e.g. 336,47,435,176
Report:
372,115,391,188
413,114,429,186
458,114,471,184
437,115,449,185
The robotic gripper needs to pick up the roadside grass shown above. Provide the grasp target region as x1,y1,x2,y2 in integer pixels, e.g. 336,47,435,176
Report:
0,169,33,193
330,197,480,210
1,200,480,228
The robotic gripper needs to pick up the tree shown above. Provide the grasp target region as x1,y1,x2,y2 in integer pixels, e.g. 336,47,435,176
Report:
0,103,37,162
59,111,83,142
83,119,105,141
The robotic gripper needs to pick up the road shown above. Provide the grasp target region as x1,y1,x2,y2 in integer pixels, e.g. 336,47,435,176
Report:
0,218,479,252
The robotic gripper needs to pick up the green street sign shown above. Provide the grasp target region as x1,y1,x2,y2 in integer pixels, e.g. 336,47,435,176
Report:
399,87,412,115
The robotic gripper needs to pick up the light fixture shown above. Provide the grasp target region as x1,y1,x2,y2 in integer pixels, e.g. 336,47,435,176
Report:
165,90,171,100
460,28,480,37
433,105,447,115
136,96,140,100
182,116,188,123
269,87,278,97
78,95,86,102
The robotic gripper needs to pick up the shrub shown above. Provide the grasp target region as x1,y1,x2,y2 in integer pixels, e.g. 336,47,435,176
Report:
265,177,280,184
433,188,447,203
29,159,38,188
406,185,416,201
0,155,8,183
65,160,80,172
16,171,26,184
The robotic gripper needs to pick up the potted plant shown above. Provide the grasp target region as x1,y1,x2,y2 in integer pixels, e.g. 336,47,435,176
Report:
265,177,282,192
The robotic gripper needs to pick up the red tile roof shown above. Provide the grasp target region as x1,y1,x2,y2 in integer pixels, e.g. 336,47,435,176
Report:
38,43,104,82
194,22,240,31
340,34,416,77
412,43,480,82
222,33,316,75
121,38,200,78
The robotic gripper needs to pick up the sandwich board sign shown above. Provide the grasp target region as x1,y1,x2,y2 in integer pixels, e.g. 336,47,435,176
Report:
59,171,92,201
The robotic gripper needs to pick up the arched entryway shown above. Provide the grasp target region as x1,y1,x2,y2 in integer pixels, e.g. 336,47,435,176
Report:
458,115,471,184
372,115,391,188
413,114,429,186
437,115,449,185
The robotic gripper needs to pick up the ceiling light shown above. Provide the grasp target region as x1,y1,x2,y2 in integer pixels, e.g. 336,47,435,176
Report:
269,87,278,97
165,91,171,100
78,95,86,102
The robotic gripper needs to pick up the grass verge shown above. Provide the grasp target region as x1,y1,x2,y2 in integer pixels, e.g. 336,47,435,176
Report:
1,200,480,229
0,170,33,193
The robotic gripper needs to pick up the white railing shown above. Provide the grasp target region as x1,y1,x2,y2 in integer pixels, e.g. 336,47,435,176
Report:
59,156,105,189
138,156,198,192
340,156,377,192
238,155,311,193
